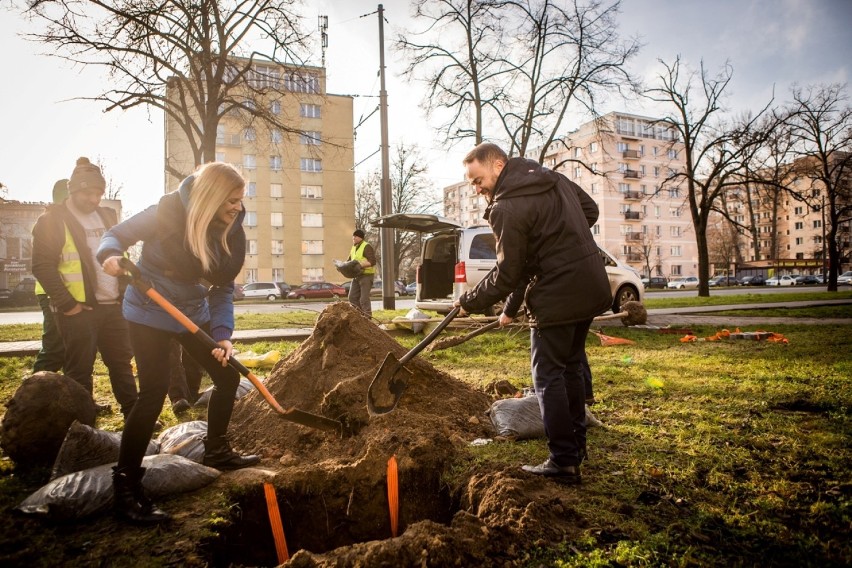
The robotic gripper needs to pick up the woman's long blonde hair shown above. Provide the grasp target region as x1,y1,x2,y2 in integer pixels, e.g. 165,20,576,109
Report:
185,162,245,273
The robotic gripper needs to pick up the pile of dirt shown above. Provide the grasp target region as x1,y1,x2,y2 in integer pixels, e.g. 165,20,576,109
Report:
223,302,577,565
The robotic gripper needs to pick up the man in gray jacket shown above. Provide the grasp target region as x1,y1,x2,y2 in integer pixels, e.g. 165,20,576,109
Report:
455,143,611,484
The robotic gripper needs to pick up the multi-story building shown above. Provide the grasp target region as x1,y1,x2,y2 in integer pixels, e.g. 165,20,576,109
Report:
442,112,697,278
717,154,851,278
165,60,355,285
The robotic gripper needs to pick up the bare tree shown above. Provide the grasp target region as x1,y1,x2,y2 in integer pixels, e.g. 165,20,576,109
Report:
644,56,770,296
354,172,381,238
22,0,312,179
357,143,440,279
397,0,509,146
398,0,640,157
782,84,852,290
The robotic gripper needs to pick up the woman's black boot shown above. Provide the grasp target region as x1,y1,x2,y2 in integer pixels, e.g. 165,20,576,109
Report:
202,435,260,470
112,466,171,524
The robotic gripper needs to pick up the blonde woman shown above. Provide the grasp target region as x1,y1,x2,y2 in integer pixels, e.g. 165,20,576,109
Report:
99,162,259,524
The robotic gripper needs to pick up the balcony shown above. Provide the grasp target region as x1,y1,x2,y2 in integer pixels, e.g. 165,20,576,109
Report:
623,169,641,179
623,211,642,221
622,149,641,159
626,253,642,262
626,232,644,241
623,190,643,200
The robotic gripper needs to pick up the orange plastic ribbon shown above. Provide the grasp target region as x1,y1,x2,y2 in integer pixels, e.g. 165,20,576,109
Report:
263,482,290,564
387,455,399,537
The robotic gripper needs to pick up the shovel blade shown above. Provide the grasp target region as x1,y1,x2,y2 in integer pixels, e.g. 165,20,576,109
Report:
367,352,413,415
279,407,343,432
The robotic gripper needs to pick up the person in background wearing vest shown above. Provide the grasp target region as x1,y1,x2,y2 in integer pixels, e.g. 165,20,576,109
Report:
99,161,259,524
31,158,138,418
347,229,376,318
32,179,70,374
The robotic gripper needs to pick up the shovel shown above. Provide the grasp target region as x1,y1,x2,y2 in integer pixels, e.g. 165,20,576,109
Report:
367,306,461,415
118,258,342,433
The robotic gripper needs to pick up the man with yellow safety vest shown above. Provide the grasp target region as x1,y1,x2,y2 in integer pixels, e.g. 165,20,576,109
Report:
347,229,376,317
31,158,138,418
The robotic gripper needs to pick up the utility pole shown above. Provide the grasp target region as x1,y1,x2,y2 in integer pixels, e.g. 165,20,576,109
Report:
377,4,394,309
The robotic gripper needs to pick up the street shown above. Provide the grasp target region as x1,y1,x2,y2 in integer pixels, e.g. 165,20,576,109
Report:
0,286,837,326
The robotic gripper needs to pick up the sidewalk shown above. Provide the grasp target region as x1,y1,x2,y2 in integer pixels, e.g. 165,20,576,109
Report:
2,299,850,358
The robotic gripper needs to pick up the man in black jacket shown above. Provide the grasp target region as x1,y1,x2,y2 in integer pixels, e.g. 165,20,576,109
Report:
31,158,137,418
455,143,611,484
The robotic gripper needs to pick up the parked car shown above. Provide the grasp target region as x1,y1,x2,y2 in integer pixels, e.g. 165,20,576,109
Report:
371,213,643,314
765,275,796,287
11,278,38,306
286,282,347,300
0,287,12,307
241,282,289,300
404,282,417,296
708,275,739,287
837,271,852,285
794,275,821,286
370,280,404,298
233,283,245,301
740,275,766,286
666,276,699,290
643,276,668,289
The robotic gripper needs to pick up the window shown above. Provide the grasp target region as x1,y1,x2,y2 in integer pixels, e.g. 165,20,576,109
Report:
300,103,321,118
671,226,681,237
592,224,600,235
669,208,681,217
589,183,597,194
618,183,630,193
670,265,682,276
215,151,225,162
573,166,582,179
655,246,661,256
640,165,646,176
469,234,497,260
270,183,283,198
244,128,256,141
617,142,628,152
655,225,661,236
795,237,804,245
794,222,804,230
245,211,257,227
654,206,661,217
639,145,645,156
301,213,323,227
270,100,281,115
668,188,680,198
301,185,322,199
618,163,627,173
271,240,284,254
301,240,323,254
247,239,258,255
667,149,678,159
216,125,225,144
269,155,282,171
243,154,256,170
794,206,804,215
302,267,324,281
285,71,319,93
813,219,822,228
574,147,582,158
244,268,257,283
589,141,599,153
653,146,659,156
270,212,283,227
250,64,280,89
654,166,660,177
271,130,282,144
300,131,322,145
300,158,322,172
671,246,682,256
246,182,257,198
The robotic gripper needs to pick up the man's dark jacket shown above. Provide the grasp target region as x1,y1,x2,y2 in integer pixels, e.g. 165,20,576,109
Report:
31,202,123,313
459,157,612,327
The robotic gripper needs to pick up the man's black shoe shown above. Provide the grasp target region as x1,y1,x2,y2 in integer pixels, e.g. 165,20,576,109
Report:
521,459,581,484
172,398,192,414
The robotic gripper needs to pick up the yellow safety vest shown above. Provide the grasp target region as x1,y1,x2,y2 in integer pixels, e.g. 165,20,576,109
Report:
55,224,86,302
349,241,375,275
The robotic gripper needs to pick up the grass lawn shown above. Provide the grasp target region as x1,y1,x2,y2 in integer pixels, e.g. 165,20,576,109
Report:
0,295,850,566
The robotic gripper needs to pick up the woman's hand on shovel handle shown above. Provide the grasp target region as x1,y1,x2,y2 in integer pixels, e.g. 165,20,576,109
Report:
212,340,234,367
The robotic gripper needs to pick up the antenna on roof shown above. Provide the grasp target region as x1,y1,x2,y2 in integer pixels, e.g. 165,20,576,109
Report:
318,15,329,68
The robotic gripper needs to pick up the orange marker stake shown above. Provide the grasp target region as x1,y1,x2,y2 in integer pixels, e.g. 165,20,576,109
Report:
264,482,290,563
387,455,399,537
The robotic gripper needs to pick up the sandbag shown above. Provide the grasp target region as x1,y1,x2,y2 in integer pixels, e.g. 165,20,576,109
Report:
16,454,220,520
156,420,208,463
194,377,254,407
50,421,159,480
488,395,602,440
488,395,544,440
334,259,363,278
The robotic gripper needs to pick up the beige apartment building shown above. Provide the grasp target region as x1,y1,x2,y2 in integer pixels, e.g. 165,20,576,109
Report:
165,60,355,286
715,155,851,278
443,112,697,278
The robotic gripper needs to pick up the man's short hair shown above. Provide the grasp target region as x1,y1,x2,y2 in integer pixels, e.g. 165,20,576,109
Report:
463,143,508,166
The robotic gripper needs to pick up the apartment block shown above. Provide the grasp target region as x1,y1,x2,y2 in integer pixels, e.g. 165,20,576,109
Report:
442,112,697,278
165,60,355,286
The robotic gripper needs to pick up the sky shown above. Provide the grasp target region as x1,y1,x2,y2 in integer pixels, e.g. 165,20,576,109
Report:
1,0,850,218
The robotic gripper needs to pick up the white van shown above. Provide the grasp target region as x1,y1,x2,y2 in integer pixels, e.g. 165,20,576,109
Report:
372,213,643,315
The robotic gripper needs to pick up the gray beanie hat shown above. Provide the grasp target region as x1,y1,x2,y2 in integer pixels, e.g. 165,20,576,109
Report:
68,157,106,193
